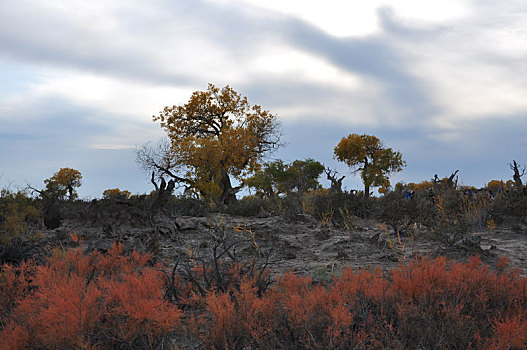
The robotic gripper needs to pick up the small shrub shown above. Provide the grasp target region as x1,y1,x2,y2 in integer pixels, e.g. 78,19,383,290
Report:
490,189,527,225
309,192,374,225
222,196,279,217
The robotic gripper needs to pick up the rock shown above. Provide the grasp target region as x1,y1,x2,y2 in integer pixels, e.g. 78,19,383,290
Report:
314,228,332,241
454,235,482,250
336,251,348,260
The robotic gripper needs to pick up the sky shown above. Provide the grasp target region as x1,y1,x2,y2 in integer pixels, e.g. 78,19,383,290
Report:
1,0,526,198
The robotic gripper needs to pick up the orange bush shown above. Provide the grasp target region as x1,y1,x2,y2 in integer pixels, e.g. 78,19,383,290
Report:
2,239,526,349
0,238,181,349
200,257,526,349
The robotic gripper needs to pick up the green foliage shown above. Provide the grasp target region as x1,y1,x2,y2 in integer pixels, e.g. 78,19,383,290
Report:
0,190,41,244
281,159,325,194
246,159,324,197
245,160,288,198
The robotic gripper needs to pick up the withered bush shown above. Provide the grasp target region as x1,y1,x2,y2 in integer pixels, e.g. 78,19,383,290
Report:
309,192,374,225
222,196,279,217
490,189,527,226
165,219,272,307
427,189,492,244
0,233,48,266
376,191,422,234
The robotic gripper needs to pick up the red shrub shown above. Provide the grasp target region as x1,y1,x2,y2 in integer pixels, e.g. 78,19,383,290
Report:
2,237,525,350
199,257,526,349
0,239,181,349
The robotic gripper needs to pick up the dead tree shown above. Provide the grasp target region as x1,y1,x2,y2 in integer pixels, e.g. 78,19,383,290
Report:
325,168,345,194
149,172,180,237
510,160,525,187
447,170,459,188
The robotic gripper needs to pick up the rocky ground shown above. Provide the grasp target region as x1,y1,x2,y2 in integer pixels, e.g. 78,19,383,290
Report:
50,212,527,279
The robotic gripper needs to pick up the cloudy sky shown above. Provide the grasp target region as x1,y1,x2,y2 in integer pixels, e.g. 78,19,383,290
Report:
1,0,526,198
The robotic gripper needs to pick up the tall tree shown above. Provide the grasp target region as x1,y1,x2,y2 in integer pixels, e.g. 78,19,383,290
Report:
138,84,282,204
334,134,405,198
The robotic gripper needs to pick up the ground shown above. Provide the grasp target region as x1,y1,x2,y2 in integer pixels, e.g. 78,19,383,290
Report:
50,213,527,279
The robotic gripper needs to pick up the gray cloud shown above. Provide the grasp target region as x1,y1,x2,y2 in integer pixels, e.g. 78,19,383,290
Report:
1,0,526,196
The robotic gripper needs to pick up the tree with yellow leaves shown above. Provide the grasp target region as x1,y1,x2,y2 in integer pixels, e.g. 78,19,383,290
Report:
46,168,82,201
334,134,405,198
137,84,282,204
102,188,131,200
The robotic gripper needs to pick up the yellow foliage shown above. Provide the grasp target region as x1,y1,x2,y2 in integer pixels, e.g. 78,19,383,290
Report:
407,180,434,192
334,134,405,198
487,180,505,190
47,167,82,200
50,168,82,188
153,84,280,203
102,188,131,200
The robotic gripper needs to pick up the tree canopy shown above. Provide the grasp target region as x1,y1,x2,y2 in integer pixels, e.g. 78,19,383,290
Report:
334,134,405,198
138,84,281,204
246,159,325,198
45,168,82,201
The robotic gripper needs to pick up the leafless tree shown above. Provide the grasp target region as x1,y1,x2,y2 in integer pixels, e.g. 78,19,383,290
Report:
510,160,525,187
325,167,345,194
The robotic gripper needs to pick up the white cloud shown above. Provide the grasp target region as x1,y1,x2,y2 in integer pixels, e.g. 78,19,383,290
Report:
250,45,364,90
29,70,194,119
384,0,469,25
216,0,469,37
216,0,382,37
91,144,136,150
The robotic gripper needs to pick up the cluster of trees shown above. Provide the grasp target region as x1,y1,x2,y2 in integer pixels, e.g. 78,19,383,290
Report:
2,84,525,236
136,84,407,204
136,83,527,205
12,84,524,212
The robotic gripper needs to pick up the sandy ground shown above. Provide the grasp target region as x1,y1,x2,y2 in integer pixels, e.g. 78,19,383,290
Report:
52,213,527,279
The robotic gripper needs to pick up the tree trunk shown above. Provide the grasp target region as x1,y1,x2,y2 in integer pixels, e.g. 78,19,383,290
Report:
511,160,524,186
219,170,238,205
364,159,370,198
364,183,370,198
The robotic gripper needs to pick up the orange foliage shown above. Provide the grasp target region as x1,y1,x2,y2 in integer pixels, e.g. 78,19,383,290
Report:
102,188,131,199
2,243,526,349
0,240,181,349
200,257,526,349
